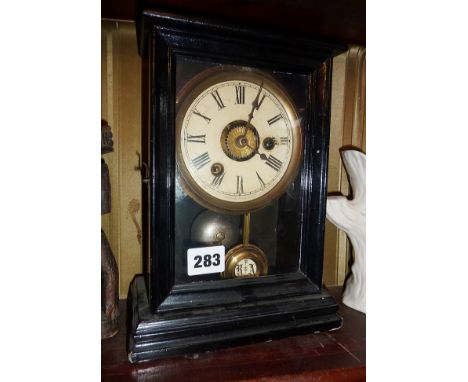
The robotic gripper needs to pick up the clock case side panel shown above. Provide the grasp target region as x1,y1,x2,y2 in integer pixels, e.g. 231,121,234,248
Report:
299,59,334,287
144,24,176,311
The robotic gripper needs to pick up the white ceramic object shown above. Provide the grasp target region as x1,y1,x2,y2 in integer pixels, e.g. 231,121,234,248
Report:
326,150,366,313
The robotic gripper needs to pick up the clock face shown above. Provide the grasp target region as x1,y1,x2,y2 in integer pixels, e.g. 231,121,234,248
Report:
176,70,302,212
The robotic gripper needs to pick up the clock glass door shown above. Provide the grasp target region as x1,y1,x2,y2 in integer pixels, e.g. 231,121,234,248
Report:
173,55,309,284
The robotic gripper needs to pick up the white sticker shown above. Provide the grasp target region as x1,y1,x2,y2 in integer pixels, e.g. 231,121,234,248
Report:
187,245,225,276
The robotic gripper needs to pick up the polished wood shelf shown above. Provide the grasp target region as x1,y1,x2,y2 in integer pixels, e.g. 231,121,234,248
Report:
102,286,365,381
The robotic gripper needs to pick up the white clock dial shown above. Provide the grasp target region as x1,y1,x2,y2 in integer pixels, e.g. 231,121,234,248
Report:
177,71,302,212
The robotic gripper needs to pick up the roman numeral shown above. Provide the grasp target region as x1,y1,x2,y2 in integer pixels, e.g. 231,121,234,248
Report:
235,85,245,104
265,155,283,172
186,134,206,143
193,110,211,124
191,152,211,170
279,137,289,145
267,114,282,125
211,173,225,188
256,171,266,190
211,90,225,110
236,176,244,195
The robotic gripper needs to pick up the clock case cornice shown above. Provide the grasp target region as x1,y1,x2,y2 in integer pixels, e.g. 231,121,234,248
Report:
138,10,347,71
129,10,347,362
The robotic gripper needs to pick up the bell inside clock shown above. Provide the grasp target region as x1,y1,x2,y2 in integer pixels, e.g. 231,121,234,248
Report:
190,209,241,249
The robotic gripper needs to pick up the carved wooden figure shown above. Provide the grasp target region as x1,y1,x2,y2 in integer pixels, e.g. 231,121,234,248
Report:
101,120,120,338
326,149,366,313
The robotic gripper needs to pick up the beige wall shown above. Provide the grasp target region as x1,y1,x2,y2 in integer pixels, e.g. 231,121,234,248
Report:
323,46,366,287
101,21,366,295
101,21,142,298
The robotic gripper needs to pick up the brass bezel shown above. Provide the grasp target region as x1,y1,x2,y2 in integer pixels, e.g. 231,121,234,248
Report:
223,243,269,278
176,66,303,213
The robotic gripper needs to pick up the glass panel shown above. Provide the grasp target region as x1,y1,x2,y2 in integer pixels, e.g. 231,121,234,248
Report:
174,54,308,284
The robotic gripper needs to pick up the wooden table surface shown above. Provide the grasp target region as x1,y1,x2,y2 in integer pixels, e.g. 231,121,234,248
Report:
102,287,365,381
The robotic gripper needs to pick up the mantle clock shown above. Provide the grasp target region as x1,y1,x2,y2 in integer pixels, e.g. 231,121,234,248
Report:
127,9,347,362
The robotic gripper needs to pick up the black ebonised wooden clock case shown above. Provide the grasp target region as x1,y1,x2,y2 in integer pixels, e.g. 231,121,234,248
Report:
128,10,347,362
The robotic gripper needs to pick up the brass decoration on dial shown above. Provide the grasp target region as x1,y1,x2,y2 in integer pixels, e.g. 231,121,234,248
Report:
220,120,260,162
176,68,302,213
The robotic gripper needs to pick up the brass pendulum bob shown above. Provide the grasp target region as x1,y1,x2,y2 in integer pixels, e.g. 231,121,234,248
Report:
223,212,268,278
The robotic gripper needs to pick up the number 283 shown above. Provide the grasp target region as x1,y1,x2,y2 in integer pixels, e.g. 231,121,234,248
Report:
194,253,221,268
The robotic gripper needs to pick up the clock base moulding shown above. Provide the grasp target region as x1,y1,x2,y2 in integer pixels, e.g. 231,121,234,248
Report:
127,275,341,363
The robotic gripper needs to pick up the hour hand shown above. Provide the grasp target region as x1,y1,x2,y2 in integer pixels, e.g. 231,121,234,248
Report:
246,142,267,160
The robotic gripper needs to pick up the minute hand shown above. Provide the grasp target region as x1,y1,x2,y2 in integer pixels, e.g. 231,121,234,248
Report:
245,82,264,133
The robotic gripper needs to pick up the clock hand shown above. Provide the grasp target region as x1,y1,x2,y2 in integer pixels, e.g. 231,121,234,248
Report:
245,142,268,160
248,82,264,121
243,82,264,135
